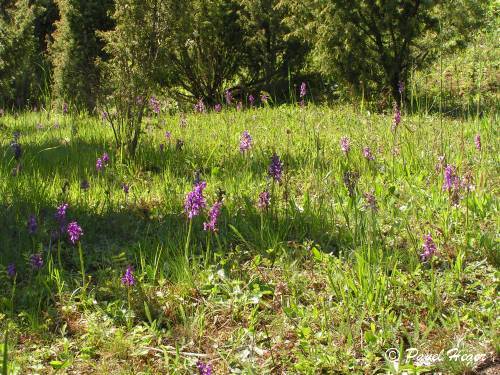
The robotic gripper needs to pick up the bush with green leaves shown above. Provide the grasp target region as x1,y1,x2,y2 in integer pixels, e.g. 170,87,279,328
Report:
280,0,489,103
50,0,114,111
99,0,170,157
160,0,308,104
0,0,39,108
237,0,309,99
159,0,245,105
410,5,499,116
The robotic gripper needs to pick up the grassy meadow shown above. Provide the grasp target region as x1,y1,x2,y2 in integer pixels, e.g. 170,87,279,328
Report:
0,104,498,374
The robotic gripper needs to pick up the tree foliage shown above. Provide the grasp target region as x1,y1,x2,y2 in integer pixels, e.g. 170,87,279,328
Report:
0,0,494,112
99,0,170,156
237,0,308,92
0,0,39,107
159,0,245,105
157,0,308,104
50,0,114,111
280,0,489,102
33,0,58,57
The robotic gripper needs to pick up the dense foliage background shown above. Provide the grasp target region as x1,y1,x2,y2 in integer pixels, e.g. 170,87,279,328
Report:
0,0,497,111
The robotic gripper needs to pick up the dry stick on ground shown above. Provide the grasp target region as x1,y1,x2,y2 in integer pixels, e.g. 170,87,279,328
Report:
145,345,209,358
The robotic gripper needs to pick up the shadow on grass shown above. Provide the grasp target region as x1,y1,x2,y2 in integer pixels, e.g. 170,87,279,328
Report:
0,198,343,266
1,124,332,187
0,133,345,315
0,131,345,274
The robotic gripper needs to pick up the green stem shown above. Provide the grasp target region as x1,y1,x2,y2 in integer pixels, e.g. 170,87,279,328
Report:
465,191,469,229
78,242,86,295
204,231,211,269
392,132,396,182
10,278,16,318
184,219,193,265
57,240,63,272
127,288,132,329
260,211,264,244
2,324,8,375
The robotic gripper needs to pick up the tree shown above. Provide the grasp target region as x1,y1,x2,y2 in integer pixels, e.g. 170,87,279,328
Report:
161,0,245,105
32,0,59,99
280,0,489,103
50,0,114,111
33,0,58,58
99,0,170,157
0,0,39,108
161,0,308,104
237,0,308,96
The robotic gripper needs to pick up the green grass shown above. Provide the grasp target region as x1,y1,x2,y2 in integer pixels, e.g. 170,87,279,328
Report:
0,105,498,374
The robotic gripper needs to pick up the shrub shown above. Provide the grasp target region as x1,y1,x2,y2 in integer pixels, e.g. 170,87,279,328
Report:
99,0,170,157
50,0,114,111
0,0,39,108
